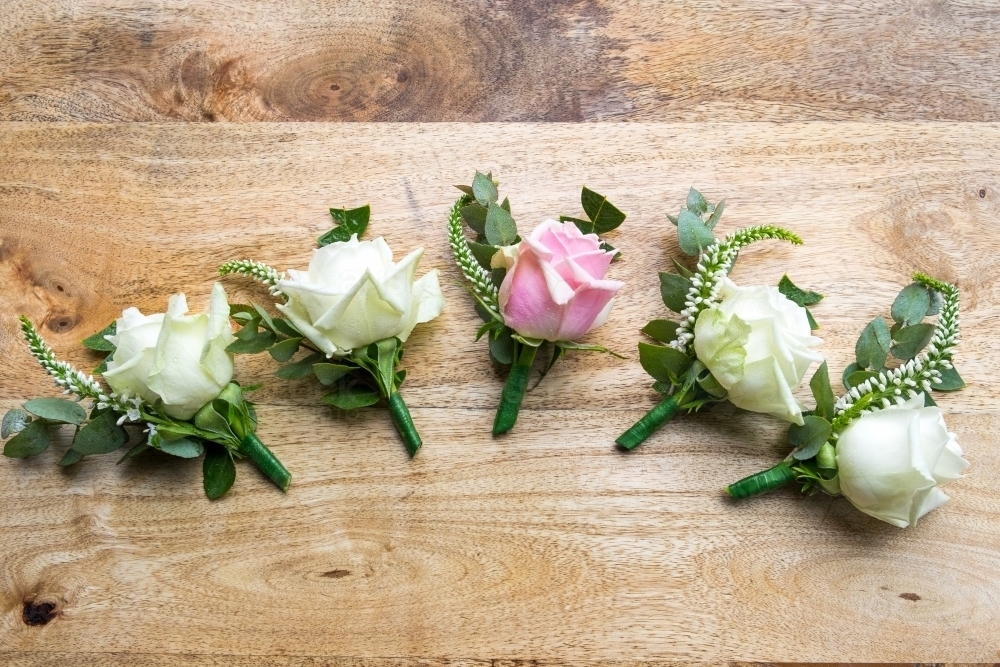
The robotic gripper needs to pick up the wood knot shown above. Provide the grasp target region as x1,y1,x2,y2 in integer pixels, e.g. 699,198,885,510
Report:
980,188,987,198
321,569,350,578
45,312,78,334
22,598,58,626
899,592,921,601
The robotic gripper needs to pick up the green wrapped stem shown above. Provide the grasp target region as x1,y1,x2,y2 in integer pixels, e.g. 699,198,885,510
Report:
389,391,422,457
724,461,796,499
238,432,291,492
493,344,538,435
616,395,680,450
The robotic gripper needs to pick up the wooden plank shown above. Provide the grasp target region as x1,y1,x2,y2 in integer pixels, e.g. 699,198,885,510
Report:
1,122,999,661
1,1,999,122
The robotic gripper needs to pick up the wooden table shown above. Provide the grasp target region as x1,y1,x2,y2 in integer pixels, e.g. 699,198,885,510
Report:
2,2,999,664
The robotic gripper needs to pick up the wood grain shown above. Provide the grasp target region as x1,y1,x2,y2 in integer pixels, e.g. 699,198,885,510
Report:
1,123,1000,662
2,1,999,122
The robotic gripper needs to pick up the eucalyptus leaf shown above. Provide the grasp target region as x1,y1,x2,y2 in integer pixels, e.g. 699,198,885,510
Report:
322,385,381,410
81,321,117,352
891,283,931,327
472,172,498,206
489,326,515,365
932,366,965,391
71,409,128,455
926,290,943,316
3,419,50,458
809,361,835,420
659,272,692,313
842,361,863,389
484,203,517,246
23,397,87,425
58,447,84,466
580,186,626,234
461,203,488,236
2,409,29,439
454,184,474,196
641,319,680,344
671,258,694,279
777,275,823,307
638,342,692,384
890,323,935,360
677,209,715,256
847,370,880,388
789,416,833,460
685,188,708,215
705,199,726,229
117,441,150,464
313,363,356,386
268,337,302,362
158,437,205,459
855,316,891,369
203,444,236,500
468,241,499,270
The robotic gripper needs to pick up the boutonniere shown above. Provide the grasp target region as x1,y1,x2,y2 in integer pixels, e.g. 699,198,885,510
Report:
617,189,824,449
727,274,968,528
220,204,444,457
448,172,626,434
2,284,290,499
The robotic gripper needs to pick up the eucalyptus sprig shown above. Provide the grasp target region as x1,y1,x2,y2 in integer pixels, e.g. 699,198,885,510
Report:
221,204,434,457
449,171,627,435
726,273,964,500
3,317,290,499
617,188,816,450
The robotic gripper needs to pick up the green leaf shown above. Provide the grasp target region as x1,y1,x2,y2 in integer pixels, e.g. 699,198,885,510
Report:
926,290,944,317
562,215,595,234
932,366,965,391
193,402,237,441
789,416,833,460
641,319,680,344
461,203,488,236
671,258,694,279
777,275,823,307
322,384,380,410
71,410,128,455
677,209,715,256
924,392,938,407
2,409,29,439
227,330,277,354
580,186,626,234
685,188,708,216
203,445,236,500
23,397,87,425
842,361,863,389
500,197,511,213
847,370,880,388
159,437,204,459
705,199,726,229
272,318,302,338
855,316,891,369
117,441,150,464
638,342,693,384
659,272,692,313
472,172,498,206
313,363,356,386
268,337,301,362
488,326,515,366
454,184,474,196
236,319,262,340
468,241,498,270
93,356,110,375
891,282,931,327
890,323,935,360
3,419,50,458
555,340,626,358
81,321,117,352
484,203,518,246
58,447,84,466
251,302,277,333
697,370,727,398
317,204,371,246
805,308,820,331
275,353,325,380
809,362,836,420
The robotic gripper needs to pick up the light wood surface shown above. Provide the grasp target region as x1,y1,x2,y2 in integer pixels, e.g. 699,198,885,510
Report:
2,1,999,122
1,123,999,662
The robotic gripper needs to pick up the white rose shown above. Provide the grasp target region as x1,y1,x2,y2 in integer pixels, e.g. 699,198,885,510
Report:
103,283,235,420
694,278,823,424
836,393,969,528
276,235,444,356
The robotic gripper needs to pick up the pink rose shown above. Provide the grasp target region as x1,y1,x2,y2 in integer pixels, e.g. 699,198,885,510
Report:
498,219,624,342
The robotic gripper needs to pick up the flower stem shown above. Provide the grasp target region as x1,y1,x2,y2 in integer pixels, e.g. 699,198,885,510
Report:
238,432,291,492
388,390,422,457
724,461,796,499
616,394,682,450
493,344,538,435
